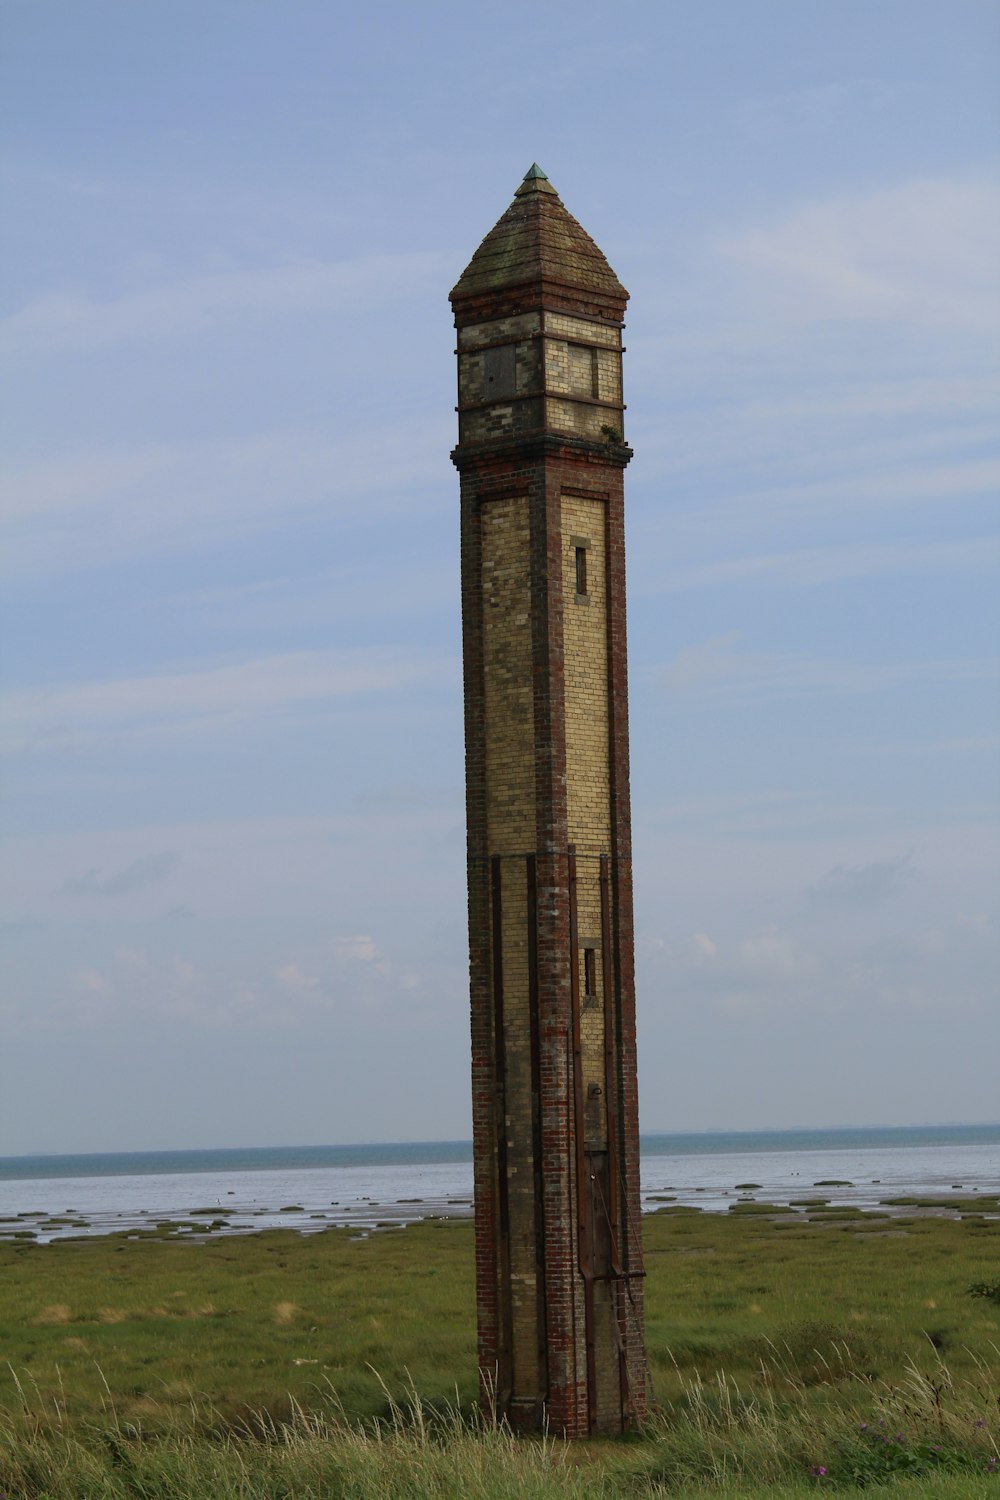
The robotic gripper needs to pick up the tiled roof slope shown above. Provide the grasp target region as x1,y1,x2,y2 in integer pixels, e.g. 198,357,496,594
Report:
450,166,627,307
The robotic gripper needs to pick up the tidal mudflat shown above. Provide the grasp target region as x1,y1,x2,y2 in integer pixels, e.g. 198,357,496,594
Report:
3,1128,997,1245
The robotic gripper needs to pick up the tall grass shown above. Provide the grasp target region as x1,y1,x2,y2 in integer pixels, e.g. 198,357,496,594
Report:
2,1340,996,1498
2,1373,602,1499
2,1208,997,1496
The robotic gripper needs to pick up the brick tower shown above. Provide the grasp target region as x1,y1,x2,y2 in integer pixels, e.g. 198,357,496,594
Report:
451,166,646,1436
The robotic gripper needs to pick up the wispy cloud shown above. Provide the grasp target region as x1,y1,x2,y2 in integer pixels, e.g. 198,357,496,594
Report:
654,534,1000,591
1,647,458,755
631,384,1000,501
738,77,907,140
275,962,320,993
908,735,1000,755
18,929,418,1031
646,454,1000,541
638,898,997,1021
628,178,1000,576
334,935,381,963
742,456,999,516
805,852,917,907
59,851,178,898
719,177,1000,330
656,633,999,699
0,251,451,354
0,421,452,577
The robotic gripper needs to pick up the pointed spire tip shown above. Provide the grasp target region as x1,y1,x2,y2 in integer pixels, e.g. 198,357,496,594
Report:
523,163,548,181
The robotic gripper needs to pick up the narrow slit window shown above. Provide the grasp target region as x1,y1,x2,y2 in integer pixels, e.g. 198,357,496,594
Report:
583,947,597,997
575,546,588,597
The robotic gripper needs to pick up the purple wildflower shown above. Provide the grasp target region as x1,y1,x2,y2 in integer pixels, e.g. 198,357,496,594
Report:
810,1466,828,1477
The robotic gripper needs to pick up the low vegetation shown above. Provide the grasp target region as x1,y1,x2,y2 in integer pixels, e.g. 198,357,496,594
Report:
1,1206,997,1496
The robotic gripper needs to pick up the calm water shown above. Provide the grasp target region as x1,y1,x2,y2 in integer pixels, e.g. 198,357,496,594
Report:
1,1125,997,1242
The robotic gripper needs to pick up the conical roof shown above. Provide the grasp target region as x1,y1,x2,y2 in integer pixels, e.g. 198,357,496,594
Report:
450,166,627,309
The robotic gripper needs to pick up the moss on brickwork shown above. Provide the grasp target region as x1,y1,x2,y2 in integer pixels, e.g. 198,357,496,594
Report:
451,172,628,304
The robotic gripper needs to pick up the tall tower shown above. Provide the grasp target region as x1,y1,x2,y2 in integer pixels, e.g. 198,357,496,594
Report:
451,166,646,1436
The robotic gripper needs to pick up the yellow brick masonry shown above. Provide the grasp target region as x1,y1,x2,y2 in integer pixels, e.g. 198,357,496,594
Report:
562,492,611,1132
471,448,627,1430
546,397,607,441
457,312,621,445
457,312,545,445
562,499,611,833
545,312,619,348
482,496,535,856
481,496,542,1401
459,312,542,350
562,492,620,1427
544,316,622,440
545,343,619,402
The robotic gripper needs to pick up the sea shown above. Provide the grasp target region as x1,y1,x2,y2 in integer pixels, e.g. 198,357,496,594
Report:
1,1124,997,1244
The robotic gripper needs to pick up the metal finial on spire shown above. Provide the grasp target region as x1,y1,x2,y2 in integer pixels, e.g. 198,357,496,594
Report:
523,163,549,181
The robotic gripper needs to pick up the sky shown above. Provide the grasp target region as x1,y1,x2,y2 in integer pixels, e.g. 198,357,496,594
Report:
1,1,998,1155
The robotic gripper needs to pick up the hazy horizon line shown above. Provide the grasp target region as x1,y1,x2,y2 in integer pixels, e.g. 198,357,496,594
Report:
5,1118,999,1163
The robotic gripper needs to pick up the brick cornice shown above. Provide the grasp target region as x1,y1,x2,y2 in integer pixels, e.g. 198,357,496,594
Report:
452,434,632,474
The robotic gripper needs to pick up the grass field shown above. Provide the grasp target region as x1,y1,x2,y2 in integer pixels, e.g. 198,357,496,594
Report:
1,1204,997,1496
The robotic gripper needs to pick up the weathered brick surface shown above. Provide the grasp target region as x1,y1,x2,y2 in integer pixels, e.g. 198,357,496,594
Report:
544,311,620,347
459,312,543,349
482,497,535,854
452,169,646,1436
